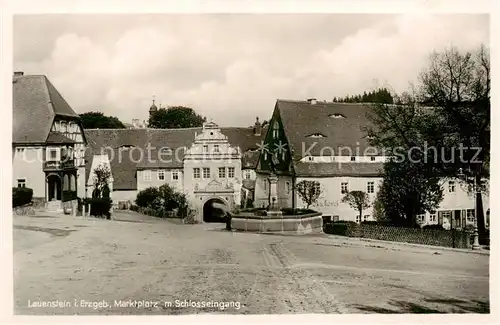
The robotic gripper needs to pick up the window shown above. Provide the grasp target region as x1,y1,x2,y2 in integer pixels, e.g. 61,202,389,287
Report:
307,156,314,162
203,145,208,153
356,215,361,223
367,181,375,194
16,148,25,153
60,122,67,133
158,170,165,181
350,156,356,162
228,167,235,178
48,148,58,160
417,214,426,223
448,181,455,193
370,156,376,161
285,181,290,194
203,167,210,179
430,211,436,222
214,144,220,153
244,170,251,180
363,215,370,222
172,170,179,181
193,168,200,179
143,170,151,181
332,216,340,222
467,209,475,222
218,167,226,178
17,179,26,188
341,182,348,194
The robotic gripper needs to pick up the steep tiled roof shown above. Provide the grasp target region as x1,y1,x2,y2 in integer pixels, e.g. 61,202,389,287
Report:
275,100,383,177
84,126,266,190
13,75,79,144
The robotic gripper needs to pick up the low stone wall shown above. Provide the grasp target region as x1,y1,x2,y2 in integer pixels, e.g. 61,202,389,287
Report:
324,222,471,249
231,212,323,235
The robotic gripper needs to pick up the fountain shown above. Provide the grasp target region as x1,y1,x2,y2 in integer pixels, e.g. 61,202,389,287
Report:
230,172,323,235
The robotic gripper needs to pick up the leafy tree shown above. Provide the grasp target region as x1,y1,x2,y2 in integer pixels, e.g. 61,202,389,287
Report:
341,190,371,222
92,163,112,198
135,187,160,208
378,158,443,228
89,163,112,218
333,88,394,104
295,180,321,209
148,106,206,129
80,111,126,129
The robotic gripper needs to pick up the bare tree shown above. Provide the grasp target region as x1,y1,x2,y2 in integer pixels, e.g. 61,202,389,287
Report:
342,191,371,223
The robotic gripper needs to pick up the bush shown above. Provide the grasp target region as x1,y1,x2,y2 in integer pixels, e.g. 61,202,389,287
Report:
130,204,139,212
87,198,112,219
13,187,33,207
135,187,160,208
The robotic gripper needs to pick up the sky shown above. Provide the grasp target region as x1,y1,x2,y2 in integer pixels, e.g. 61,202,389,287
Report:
13,14,489,127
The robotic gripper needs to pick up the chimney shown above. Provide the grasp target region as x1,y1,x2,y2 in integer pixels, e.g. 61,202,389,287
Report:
254,116,262,136
307,98,317,105
13,71,24,77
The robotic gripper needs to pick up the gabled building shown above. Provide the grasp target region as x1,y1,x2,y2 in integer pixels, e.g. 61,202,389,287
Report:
12,72,87,211
254,99,489,229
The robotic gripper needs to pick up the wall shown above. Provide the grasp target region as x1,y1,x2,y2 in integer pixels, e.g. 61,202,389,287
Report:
112,189,138,205
137,169,184,192
324,223,471,249
12,147,45,198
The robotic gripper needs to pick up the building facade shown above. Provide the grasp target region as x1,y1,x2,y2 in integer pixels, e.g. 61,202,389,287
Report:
254,99,490,229
12,72,87,211
84,119,265,221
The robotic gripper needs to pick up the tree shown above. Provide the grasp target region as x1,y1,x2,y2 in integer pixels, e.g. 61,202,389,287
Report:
148,106,206,129
341,190,371,223
80,111,126,129
378,158,443,228
92,163,112,198
295,180,321,209
136,187,160,208
90,163,112,219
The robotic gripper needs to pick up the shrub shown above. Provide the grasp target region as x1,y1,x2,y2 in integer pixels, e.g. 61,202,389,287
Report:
87,198,112,219
136,187,160,208
129,204,139,212
13,187,33,207
183,209,199,224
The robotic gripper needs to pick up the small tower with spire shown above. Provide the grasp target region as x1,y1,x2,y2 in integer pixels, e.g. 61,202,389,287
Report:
149,95,158,119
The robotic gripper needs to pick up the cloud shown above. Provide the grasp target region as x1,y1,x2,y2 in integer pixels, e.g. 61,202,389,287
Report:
14,14,489,126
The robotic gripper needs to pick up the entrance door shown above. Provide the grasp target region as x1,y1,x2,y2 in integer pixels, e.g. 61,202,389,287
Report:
454,210,462,229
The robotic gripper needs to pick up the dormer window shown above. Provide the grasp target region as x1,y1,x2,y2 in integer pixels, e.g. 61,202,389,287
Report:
214,144,220,153
307,133,326,138
307,156,314,162
350,156,356,161
203,145,208,153
329,113,346,119
119,144,134,149
370,156,376,161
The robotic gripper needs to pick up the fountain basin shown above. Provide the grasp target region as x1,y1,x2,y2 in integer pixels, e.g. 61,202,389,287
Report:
231,211,323,235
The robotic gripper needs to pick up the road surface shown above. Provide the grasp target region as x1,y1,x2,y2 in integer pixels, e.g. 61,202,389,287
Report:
13,211,489,314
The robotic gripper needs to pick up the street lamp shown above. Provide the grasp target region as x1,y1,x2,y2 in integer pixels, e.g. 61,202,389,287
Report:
457,168,481,250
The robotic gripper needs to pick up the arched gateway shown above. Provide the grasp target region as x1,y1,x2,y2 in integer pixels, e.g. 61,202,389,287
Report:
203,198,227,222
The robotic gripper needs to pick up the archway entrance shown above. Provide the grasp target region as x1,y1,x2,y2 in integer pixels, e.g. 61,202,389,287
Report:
47,174,62,201
203,198,227,223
